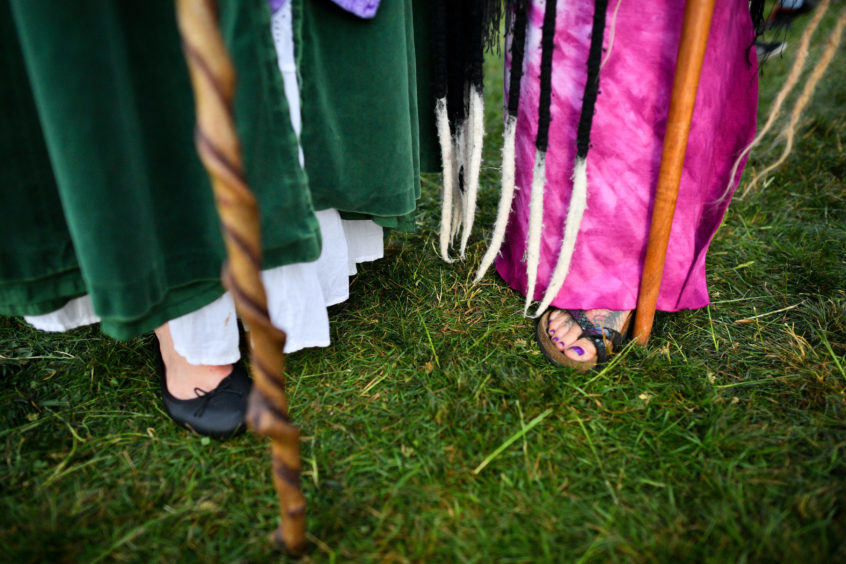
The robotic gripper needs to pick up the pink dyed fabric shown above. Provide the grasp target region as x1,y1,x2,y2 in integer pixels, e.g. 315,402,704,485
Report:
495,0,758,312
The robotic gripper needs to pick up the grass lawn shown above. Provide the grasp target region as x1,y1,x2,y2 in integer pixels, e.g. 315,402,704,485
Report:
2,8,844,563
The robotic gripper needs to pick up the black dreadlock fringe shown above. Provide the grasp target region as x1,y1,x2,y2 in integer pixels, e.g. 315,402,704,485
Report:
506,0,529,118
575,0,609,159
536,0,557,152
468,0,486,92
504,0,528,46
481,0,506,53
472,0,527,281
532,0,609,316
747,0,767,67
749,0,766,37
445,1,470,130
433,0,503,262
522,0,557,312
431,0,448,101
435,1,505,130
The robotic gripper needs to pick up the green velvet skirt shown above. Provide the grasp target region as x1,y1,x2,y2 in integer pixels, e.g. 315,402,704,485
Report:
296,0,438,231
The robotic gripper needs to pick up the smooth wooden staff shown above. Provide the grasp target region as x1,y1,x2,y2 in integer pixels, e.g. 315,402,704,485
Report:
633,0,716,345
175,0,306,554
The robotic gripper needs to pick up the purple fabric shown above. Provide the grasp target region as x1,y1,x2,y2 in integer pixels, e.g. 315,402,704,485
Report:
496,0,758,313
271,0,379,18
330,0,380,18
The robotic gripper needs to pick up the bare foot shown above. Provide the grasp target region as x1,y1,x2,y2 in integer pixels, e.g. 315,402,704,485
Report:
545,309,631,363
154,324,233,400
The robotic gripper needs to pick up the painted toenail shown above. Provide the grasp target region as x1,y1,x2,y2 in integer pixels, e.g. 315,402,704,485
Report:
568,346,585,356
552,337,559,343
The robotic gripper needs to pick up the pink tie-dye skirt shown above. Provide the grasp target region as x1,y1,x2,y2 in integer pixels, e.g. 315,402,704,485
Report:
495,0,758,312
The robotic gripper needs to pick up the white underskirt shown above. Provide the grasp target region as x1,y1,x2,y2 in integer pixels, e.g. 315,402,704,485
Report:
24,4,386,364
25,209,383,362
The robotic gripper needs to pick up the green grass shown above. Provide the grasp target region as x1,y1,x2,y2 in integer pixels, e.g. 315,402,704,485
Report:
2,11,845,563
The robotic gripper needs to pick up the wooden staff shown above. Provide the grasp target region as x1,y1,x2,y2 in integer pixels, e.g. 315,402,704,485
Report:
175,0,306,554
633,0,716,345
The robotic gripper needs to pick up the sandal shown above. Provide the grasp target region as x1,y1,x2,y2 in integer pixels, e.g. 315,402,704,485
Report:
536,308,632,371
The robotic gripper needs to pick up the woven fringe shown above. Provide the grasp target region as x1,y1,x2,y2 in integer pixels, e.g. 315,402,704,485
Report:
474,113,518,282
533,156,589,317
523,150,546,315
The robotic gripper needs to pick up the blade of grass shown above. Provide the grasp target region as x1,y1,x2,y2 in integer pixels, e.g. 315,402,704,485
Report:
473,408,553,475
735,303,801,323
816,328,845,380
574,414,619,505
418,312,441,370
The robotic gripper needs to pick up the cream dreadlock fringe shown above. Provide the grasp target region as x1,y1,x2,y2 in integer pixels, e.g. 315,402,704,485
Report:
533,157,589,317
474,114,518,283
451,173,464,242
523,150,546,315
451,119,468,243
436,97,456,263
459,86,486,258
724,0,831,200
742,8,845,197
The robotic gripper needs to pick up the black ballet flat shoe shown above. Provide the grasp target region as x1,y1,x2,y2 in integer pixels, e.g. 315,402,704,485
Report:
154,340,251,438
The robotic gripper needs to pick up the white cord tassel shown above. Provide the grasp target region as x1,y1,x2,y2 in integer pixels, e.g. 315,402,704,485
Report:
523,150,546,315
474,113,518,283
533,156,589,317
435,97,456,263
459,85,486,259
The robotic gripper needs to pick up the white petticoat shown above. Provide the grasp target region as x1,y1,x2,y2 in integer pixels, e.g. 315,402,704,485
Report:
23,2,384,364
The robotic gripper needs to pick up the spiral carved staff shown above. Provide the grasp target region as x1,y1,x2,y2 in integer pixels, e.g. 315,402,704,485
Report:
175,0,306,554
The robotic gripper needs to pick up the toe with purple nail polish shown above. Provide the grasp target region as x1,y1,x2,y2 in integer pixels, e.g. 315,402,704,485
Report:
568,346,585,356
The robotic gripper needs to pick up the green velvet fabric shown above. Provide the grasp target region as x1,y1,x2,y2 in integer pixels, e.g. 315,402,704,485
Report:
296,0,427,232
1,0,320,339
411,0,442,174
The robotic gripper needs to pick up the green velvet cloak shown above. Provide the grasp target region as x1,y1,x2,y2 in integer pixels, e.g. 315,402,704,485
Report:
1,0,320,339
